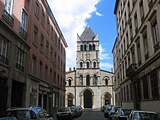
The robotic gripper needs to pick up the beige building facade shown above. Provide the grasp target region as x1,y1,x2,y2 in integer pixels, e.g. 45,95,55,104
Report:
66,26,114,109
113,0,160,112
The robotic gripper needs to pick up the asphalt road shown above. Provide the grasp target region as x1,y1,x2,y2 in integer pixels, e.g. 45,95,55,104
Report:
74,108,107,120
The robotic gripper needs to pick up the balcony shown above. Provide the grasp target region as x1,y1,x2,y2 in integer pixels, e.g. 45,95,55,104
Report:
2,10,14,27
19,27,28,40
126,63,137,78
154,42,160,52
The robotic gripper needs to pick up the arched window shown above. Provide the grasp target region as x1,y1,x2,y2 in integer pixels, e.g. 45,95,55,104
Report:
80,62,83,68
89,44,92,51
105,77,109,85
93,44,95,50
68,79,72,86
84,45,87,51
87,62,90,68
93,61,96,68
93,75,98,85
80,45,83,51
86,75,90,86
80,75,83,86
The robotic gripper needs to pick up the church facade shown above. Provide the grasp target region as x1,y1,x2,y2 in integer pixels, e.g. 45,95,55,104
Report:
65,26,114,109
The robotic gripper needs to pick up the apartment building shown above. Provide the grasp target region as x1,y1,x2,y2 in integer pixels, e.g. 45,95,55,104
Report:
0,0,67,116
113,0,160,112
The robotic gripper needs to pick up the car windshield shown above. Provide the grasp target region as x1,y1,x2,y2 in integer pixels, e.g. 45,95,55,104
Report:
6,110,31,119
121,109,132,116
58,108,69,112
134,112,160,120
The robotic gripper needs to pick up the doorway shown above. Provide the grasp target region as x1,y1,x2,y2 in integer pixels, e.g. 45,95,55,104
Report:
84,89,92,108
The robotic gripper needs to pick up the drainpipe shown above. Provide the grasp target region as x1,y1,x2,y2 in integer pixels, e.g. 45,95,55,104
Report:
74,67,76,105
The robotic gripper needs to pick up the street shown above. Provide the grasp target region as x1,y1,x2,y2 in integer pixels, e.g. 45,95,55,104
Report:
74,109,107,120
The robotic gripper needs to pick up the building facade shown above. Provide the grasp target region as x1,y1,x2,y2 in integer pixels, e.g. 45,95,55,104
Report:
113,0,160,112
66,26,114,109
0,0,67,117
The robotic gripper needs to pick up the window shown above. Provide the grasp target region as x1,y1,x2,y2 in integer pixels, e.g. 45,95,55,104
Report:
33,26,38,45
80,62,83,68
46,40,49,55
68,79,71,86
131,46,135,63
39,61,43,79
20,9,28,33
32,55,36,75
84,45,87,51
47,17,50,34
35,0,39,17
151,16,160,51
80,75,83,86
41,8,45,25
93,75,97,86
142,28,149,60
50,47,53,60
0,36,8,64
150,69,159,99
128,1,130,16
93,61,96,68
16,47,25,71
51,27,54,40
86,75,90,86
134,13,138,33
143,76,149,99
45,65,48,80
136,40,141,65
50,68,52,80
80,45,83,51
105,78,108,86
93,44,95,50
87,61,90,68
40,34,44,50
130,23,133,42
139,0,144,22
5,0,13,15
89,44,92,51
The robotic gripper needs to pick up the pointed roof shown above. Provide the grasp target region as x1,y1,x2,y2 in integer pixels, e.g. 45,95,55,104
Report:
80,26,95,41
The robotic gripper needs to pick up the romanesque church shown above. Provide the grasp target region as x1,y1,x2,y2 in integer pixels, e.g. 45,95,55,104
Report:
65,26,114,109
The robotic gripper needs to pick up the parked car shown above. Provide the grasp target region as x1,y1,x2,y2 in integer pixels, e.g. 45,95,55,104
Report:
56,107,72,120
76,105,83,117
104,104,114,119
108,106,121,120
4,106,53,120
0,117,17,120
128,110,160,120
68,106,78,118
112,108,133,120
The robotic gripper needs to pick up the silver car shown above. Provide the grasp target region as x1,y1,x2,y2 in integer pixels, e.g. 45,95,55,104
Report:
5,106,53,120
128,110,160,120
56,107,72,120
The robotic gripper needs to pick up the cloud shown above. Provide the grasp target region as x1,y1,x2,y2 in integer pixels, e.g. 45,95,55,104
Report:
47,0,101,71
100,62,113,71
99,44,111,60
95,11,103,16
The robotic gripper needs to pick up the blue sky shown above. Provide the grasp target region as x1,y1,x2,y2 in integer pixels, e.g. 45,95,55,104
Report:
47,0,117,72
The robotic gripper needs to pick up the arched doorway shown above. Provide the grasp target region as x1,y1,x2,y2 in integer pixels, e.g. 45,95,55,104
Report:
84,89,92,108
103,92,111,105
67,93,74,106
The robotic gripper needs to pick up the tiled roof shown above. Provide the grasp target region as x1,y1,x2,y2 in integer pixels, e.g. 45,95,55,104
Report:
80,26,95,41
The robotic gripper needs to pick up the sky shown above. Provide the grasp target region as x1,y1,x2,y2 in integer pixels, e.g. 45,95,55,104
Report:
47,0,117,72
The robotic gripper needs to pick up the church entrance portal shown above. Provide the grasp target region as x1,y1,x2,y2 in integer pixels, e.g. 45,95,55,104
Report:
84,89,92,108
